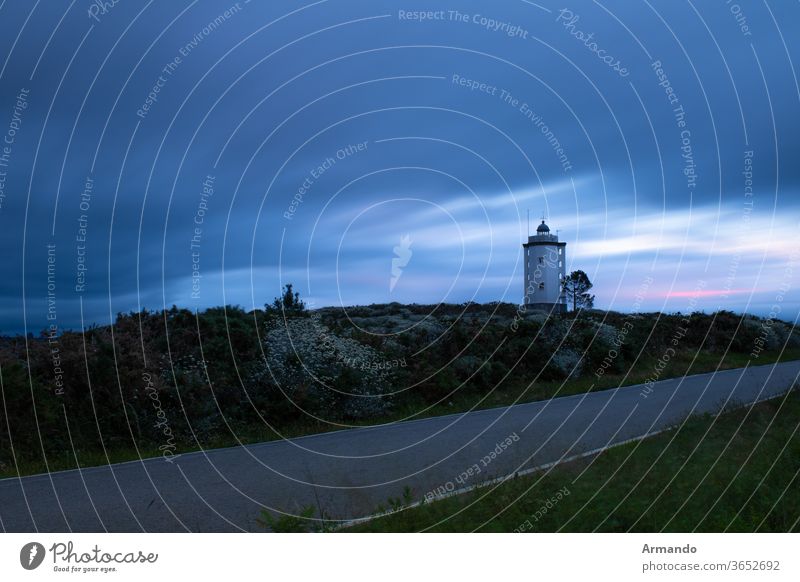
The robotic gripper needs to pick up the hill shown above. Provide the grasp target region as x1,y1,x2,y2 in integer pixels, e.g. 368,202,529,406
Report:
1,298,798,477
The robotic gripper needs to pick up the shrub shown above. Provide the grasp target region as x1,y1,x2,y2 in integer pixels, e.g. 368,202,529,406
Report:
261,317,394,419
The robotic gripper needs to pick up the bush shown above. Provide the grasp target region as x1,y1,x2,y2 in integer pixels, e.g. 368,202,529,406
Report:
261,317,394,419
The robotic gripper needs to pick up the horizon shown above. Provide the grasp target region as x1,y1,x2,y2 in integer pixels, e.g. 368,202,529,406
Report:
4,297,796,338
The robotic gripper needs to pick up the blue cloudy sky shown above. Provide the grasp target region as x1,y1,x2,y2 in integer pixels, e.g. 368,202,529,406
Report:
0,0,798,333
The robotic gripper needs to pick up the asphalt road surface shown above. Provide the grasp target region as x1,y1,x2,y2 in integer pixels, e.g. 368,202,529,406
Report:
1,360,798,532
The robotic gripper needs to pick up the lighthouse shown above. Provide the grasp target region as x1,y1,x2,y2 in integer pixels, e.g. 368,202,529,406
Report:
523,220,567,313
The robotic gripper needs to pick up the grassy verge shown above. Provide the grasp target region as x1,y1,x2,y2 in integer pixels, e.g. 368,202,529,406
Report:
348,389,800,532
2,349,798,479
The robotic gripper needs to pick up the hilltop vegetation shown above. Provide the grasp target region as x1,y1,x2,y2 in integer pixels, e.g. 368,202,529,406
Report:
0,292,798,477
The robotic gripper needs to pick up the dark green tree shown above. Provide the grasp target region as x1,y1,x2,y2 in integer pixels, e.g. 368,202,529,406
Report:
266,283,306,315
562,270,595,312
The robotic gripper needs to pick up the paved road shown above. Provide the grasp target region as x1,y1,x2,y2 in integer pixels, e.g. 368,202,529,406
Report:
1,361,798,532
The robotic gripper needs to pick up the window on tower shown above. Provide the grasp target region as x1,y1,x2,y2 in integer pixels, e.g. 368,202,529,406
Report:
538,257,544,264
539,282,545,289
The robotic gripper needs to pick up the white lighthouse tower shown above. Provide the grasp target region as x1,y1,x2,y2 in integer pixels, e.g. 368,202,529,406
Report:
523,220,567,313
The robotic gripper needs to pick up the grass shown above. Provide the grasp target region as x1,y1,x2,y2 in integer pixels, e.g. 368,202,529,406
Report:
347,389,800,532
2,348,798,479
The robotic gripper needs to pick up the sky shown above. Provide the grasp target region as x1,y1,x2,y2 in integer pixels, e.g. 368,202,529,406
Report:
0,0,798,334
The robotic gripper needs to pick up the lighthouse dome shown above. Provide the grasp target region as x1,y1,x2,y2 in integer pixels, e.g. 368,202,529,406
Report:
536,220,550,233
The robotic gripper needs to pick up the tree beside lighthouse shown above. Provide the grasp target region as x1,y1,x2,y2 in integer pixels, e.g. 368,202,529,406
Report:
562,270,595,312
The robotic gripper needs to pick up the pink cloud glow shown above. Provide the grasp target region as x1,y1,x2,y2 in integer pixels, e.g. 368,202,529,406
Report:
665,289,749,299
